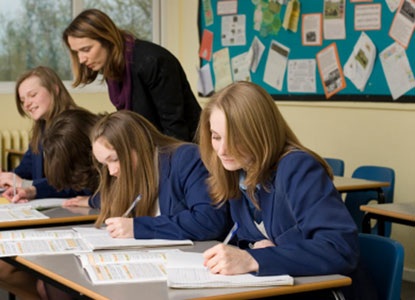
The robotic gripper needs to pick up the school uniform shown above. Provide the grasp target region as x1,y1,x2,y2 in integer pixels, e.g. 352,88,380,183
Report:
230,150,377,299
89,144,232,241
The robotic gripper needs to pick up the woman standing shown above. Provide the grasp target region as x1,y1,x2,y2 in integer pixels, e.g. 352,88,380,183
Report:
63,9,201,142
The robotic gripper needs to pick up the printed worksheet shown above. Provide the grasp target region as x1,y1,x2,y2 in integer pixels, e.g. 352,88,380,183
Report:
344,32,376,91
380,42,415,100
323,0,346,40
221,14,246,46
389,0,415,48
263,40,290,91
287,59,317,93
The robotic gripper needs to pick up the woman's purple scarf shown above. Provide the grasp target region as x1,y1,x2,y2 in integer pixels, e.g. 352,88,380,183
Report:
106,36,135,110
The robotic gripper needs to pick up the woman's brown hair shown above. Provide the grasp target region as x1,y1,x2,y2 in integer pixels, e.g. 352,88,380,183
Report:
63,9,132,86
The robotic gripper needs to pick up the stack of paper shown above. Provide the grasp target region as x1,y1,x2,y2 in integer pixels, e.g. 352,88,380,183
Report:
0,229,91,256
0,206,49,222
0,227,193,257
76,251,170,284
0,198,65,210
72,227,193,250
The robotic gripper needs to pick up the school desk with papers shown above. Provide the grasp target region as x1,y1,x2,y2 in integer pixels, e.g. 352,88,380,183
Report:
75,250,169,285
0,206,49,222
5,240,352,300
165,251,294,288
74,249,294,287
0,198,65,210
0,227,193,257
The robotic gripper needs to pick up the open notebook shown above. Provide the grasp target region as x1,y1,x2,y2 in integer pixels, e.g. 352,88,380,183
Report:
165,251,294,288
0,198,65,210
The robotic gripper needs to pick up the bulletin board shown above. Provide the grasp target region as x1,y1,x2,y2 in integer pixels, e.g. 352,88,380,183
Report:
198,0,415,102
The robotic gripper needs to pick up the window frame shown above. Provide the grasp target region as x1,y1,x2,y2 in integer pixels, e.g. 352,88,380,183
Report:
0,0,161,94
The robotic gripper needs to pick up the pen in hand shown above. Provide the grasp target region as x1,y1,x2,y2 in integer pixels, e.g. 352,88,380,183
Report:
13,173,16,198
223,222,239,245
122,195,142,217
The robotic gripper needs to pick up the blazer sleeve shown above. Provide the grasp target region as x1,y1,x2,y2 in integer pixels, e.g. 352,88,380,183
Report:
14,148,33,179
133,145,231,241
245,152,359,276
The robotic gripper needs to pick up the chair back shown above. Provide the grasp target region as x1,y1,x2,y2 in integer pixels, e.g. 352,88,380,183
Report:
345,165,395,236
358,233,404,300
324,157,345,176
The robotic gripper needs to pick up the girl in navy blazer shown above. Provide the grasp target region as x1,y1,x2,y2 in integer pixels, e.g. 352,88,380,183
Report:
199,82,375,299
63,110,231,241
0,66,90,202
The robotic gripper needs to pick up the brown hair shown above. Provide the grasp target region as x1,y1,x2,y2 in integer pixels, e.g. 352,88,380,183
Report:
91,110,184,227
63,9,132,86
42,109,100,192
198,81,333,207
15,66,78,153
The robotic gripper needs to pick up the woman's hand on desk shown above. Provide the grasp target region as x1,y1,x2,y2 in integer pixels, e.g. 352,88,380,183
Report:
203,244,259,275
63,196,89,207
105,217,134,238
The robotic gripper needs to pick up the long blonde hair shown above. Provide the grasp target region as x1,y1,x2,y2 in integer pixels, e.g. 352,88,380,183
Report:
15,66,78,153
91,110,184,227
198,81,332,207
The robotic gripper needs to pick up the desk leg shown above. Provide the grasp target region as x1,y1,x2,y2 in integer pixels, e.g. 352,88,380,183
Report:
362,213,385,236
362,213,372,234
376,188,385,204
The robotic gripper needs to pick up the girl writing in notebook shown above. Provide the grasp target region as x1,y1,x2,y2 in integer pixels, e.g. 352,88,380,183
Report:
198,82,376,299
64,110,231,241
38,108,232,300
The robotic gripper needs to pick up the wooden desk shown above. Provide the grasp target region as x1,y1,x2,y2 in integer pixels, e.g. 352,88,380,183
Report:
0,206,99,230
4,241,351,300
333,176,390,203
361,202,415,236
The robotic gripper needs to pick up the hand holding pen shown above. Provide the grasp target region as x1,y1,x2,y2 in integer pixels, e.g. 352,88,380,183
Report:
105,194,142,238
203,222,260,274
222,222,239,245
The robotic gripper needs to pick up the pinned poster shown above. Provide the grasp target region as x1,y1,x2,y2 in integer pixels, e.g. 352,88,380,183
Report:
263,40,290,91
199,29,213,61
380,42,415,100
323,0,346,40
316,43,346,98
389,0,415,49
344,32,376,92
282,0,301,33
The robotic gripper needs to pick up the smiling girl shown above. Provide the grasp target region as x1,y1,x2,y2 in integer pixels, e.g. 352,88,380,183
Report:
0,66,89,202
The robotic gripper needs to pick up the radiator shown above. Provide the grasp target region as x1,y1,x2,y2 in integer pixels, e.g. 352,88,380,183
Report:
0,129,30,171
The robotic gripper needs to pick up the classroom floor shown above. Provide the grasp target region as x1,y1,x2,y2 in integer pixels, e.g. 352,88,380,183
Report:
0,280,413,299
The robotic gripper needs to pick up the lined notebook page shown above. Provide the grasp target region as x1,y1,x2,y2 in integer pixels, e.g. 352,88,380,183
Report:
165,252,294,288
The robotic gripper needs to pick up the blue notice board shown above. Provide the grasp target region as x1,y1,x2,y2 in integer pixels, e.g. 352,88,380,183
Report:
198,0,415,102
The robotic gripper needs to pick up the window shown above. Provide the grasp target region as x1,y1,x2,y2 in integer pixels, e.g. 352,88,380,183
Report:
0,0,159,91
